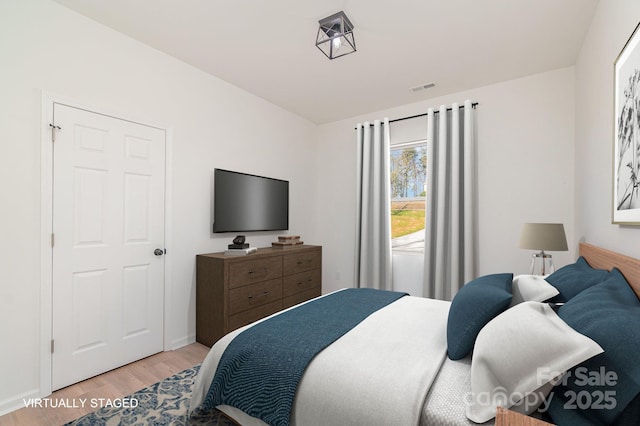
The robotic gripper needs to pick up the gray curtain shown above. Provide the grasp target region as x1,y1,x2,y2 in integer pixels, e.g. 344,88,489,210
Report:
423,101,477,300
355,119,393,290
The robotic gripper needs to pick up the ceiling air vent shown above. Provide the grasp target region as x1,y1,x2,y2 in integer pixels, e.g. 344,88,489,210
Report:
410,82,436,92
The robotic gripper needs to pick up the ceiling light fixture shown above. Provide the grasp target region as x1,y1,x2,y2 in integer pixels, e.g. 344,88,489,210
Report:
316,11,356,60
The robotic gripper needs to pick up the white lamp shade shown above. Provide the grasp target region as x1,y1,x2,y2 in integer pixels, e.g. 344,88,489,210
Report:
518,223,568,251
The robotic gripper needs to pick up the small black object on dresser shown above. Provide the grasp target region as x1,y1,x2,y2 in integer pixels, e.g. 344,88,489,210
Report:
229,235,249,249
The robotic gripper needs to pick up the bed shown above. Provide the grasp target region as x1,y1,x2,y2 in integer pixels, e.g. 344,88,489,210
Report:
188,243,640,426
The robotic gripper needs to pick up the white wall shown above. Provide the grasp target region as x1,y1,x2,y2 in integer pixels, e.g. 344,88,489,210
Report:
392,253,424,296
0,0,318,414
574,0,640,258
317,67,577,295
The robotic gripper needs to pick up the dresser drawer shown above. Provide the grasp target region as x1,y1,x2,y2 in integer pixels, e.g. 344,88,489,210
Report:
229,278,283,315
229,256,282,289
283,287,321,309
228,299,283,332
283,269,321,298
283,249,321,275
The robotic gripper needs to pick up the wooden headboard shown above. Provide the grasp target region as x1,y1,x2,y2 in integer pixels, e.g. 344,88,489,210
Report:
579,243,640,299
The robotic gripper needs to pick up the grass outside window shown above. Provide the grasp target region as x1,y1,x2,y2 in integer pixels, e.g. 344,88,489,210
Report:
391,200,425,238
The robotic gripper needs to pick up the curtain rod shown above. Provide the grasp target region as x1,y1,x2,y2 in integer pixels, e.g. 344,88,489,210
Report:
355,102,479,129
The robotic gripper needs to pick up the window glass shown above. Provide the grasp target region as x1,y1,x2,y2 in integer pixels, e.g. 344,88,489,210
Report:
390,142,426,252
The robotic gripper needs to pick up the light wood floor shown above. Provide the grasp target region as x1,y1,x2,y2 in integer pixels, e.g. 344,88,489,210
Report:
0,342,210,426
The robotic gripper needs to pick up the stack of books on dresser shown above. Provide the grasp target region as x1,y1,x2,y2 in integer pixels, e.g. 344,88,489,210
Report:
272,235,304,248
224,242,257,256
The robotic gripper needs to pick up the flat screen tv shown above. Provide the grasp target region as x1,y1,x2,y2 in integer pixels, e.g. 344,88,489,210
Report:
213,169,289,233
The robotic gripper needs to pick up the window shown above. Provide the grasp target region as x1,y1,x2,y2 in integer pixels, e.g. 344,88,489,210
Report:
390,141,426,252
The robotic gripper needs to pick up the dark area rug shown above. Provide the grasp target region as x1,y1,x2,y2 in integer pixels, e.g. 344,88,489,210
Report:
65,365,237,425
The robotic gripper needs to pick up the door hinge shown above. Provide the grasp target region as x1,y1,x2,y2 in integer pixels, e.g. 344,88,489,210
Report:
49,123,61,143
51,233,55,248
51,339,54,354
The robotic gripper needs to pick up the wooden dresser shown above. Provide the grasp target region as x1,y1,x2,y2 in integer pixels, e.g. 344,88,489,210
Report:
196,245,322,346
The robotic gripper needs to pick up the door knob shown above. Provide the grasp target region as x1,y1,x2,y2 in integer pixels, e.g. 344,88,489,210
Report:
154,248,165,256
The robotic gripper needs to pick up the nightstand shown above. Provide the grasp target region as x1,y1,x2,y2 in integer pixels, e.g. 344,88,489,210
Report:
495,407,554,426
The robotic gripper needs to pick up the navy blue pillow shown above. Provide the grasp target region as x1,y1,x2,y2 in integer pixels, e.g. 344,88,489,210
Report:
546,256,610,302
446,273,513,360
546,269,640,425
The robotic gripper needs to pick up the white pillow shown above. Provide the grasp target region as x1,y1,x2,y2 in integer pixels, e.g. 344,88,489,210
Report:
510,275,559,307
465,301,603,423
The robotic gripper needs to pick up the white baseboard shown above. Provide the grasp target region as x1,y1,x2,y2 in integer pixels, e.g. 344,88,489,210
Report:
0,387,42,417
169,333,195,351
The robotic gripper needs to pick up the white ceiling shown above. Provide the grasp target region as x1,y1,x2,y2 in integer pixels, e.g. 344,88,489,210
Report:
53,0,599,124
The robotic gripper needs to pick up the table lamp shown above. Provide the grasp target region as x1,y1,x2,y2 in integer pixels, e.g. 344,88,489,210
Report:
518,223,568,275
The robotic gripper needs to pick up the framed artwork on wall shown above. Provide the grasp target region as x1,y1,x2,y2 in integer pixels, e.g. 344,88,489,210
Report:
614,21,640,225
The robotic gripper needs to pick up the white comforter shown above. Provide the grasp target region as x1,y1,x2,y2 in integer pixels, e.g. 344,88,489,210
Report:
190,290,450,426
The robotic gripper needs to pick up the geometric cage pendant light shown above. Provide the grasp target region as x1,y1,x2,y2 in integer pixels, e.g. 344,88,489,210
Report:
315,11,356,59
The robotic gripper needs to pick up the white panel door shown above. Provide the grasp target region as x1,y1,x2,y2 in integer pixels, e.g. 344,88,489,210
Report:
52,103,165,390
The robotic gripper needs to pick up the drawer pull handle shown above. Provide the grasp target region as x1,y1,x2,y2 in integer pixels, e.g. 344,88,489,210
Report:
248,268,268,275
248,291,270,300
